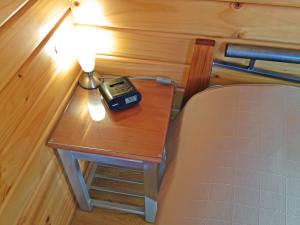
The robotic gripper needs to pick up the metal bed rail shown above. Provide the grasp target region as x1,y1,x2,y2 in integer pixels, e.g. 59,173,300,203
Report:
213,44,300,83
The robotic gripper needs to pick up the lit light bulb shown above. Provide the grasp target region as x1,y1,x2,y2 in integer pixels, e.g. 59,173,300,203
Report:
74,27,101,89
77,50,95,73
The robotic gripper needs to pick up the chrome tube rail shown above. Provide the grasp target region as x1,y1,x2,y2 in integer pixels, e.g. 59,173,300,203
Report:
225,44,300,64
214,44,300,83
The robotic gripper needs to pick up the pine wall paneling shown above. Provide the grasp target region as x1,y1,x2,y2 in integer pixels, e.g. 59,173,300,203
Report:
89,26,300,86
77,25,300,72
72,0,300,109
211,66,300,86
199,0,300,8
0,0,70,91
0,0,29,26
71,0,300,44
95,55,189,87
0,0,82,225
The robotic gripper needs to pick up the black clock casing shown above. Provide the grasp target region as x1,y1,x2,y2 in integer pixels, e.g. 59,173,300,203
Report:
99,77,142,111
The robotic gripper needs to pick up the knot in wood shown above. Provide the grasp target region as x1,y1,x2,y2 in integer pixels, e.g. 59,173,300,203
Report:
232,2,242,10
72,0,80,7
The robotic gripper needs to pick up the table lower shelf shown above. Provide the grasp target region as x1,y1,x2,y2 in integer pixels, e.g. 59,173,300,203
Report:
57,149,165,223
87,163,145,212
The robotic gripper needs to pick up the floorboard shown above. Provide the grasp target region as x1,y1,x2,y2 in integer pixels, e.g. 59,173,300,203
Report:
71,164,151,225
71,207,150,225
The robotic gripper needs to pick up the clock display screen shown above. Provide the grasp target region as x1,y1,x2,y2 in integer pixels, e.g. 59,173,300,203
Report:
125,95,137,104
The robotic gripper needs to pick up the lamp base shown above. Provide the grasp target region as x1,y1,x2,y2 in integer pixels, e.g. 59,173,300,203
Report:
78,71,102,89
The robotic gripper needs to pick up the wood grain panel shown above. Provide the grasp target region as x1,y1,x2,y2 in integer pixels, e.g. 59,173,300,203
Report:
197,0,300,8
0,59,80,213
0,0,28,26
0,6,81,225
72,0,300,44
16,157,75,225
0,149,75,225
87,27,300,87
95,55,188,87
210,66,300,87
0,71,79,225
0,145,54,224
89,25,300,63
0,0,70,91
76,25,194,64
87,27,300,85
183,39,215,104
0,18,75,152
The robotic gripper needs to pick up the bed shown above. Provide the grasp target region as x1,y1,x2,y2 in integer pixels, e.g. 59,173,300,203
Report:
156,85,300,225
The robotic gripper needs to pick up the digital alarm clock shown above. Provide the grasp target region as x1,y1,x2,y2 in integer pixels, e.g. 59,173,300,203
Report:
99,77,142,111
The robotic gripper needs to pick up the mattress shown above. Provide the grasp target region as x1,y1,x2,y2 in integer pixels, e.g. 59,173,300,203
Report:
156,85,300,225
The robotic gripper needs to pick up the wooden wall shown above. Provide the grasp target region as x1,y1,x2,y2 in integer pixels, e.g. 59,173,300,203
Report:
0,1,81,225
0,2,299,224
72,0,300,110
0,0,29,26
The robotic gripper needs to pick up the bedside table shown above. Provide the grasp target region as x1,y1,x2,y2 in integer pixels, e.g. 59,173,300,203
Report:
47,80,174,223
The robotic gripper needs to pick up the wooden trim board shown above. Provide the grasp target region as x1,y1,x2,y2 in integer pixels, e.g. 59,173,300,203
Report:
183,39,215,105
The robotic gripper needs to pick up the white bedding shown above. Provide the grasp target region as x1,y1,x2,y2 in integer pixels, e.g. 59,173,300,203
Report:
156,85,300,225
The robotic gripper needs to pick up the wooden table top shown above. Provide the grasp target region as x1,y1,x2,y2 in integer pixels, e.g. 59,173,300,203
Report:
48,80,174,163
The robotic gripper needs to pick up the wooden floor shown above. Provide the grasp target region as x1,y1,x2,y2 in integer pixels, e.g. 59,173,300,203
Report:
71,207,150,225
71,165,151,225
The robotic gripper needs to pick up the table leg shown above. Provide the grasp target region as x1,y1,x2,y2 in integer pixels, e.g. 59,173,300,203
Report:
159,146,167,184
58,149,92,211
144,161,159,223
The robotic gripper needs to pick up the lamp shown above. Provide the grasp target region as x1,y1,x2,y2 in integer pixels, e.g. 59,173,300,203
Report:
77,51,101,89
